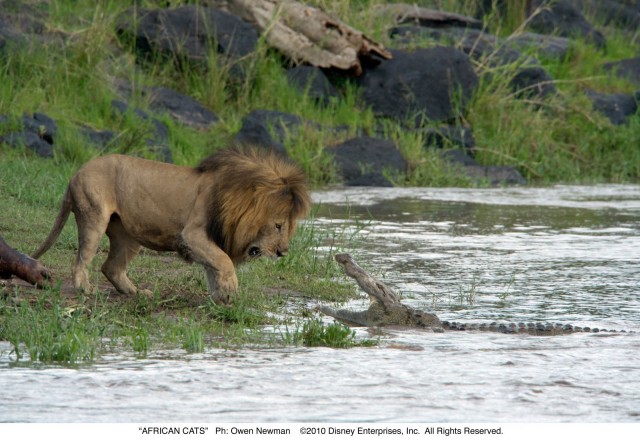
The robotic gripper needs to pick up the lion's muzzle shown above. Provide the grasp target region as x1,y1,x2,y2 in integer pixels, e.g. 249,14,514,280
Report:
246,245,288,260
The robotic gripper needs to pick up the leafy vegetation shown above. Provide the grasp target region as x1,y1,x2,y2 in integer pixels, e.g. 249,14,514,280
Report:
1,0,637,186
283,317,377,348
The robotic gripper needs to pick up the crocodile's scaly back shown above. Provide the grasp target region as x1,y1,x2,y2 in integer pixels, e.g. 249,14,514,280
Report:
318,254,631,335
442,321,626,335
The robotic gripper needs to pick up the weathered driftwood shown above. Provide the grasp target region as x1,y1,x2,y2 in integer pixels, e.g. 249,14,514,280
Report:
318,253,441,328
218,0,392,75
0,235,51,286
376,3,482,29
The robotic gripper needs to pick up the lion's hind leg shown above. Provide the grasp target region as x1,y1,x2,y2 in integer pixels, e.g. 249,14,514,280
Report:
73,211,111,293
102,217,148,296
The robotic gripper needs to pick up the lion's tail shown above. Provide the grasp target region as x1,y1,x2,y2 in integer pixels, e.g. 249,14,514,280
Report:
32,189,72,259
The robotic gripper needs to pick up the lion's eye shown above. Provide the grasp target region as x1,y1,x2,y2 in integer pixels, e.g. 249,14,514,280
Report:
275,223,282,231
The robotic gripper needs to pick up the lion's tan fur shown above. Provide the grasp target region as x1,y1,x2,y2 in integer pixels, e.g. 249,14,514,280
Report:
33,148,311,303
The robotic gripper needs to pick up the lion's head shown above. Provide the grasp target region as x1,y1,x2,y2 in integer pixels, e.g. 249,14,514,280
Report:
196,147,311,264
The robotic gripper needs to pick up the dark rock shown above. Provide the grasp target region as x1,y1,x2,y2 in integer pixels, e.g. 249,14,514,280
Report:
569,0,640,30
359,47,478,124
346,172,395,187
0,112,57,158
116,6,257,65
441,149,477,166
234,110,308,155
285,65,340,105
0,131,53,158
79,126,117,150
463,165,527,186
380,4,482,29
391,26,514,63
0,11,46,35
440,148,527,185
115,80,218,129
0,1,50,20
527,0,605,48
0,7,65,53
328,137,407,187
111,99,147,120
507,32,572,60
143,86,218,129
473,0,507,18
234,109,350,155
0,13,36,51
111,100,173,162
424,125,476,152
474,0,636,35
585,90,638,125
390,26,556,99
603,57,640,87
510,65,556,98
22,113,57,144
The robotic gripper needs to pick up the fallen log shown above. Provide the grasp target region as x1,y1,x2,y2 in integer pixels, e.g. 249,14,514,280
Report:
0,235,51,287
218,0,392,75
375,3,482,29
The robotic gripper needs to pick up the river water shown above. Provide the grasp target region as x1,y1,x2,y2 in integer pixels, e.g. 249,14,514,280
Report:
1,185,639,422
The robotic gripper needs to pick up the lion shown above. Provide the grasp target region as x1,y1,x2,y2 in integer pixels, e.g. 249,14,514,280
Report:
32,147,311,304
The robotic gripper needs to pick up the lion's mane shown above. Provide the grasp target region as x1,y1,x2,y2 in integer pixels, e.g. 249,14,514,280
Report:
196,148,311,263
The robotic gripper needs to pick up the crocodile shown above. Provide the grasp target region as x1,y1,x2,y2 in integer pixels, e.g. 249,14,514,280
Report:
318,254,631,335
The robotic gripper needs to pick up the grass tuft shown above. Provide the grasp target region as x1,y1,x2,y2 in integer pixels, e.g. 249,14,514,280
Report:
283,317,376,348
1,291,101,364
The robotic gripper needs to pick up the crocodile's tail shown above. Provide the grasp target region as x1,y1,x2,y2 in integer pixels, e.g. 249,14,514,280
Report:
32,189,72,259
442,321,630,335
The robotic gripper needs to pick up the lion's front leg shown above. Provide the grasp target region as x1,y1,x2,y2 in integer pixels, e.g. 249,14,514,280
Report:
203,265,237,305
180,216,237,305
182,238,237,305
181,238,237,305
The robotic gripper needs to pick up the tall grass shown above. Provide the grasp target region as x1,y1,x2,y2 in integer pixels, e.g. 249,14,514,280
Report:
1,290,102,364
1,0,638,185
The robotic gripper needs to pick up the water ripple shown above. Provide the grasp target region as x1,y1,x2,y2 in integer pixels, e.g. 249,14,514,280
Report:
1,185,640,422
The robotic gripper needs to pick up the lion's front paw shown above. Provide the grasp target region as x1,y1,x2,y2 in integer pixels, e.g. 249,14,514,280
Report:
212,291,233,306
211,271,237,306
203,265,237,306
138,288,154,298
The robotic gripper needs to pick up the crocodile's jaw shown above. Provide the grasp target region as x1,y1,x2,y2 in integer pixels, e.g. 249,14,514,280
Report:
317,305,382,327
319,303,442,329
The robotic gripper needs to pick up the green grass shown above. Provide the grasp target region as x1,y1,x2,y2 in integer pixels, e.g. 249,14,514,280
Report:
1,291,101,364
0,1,636,186
282,317,377,348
